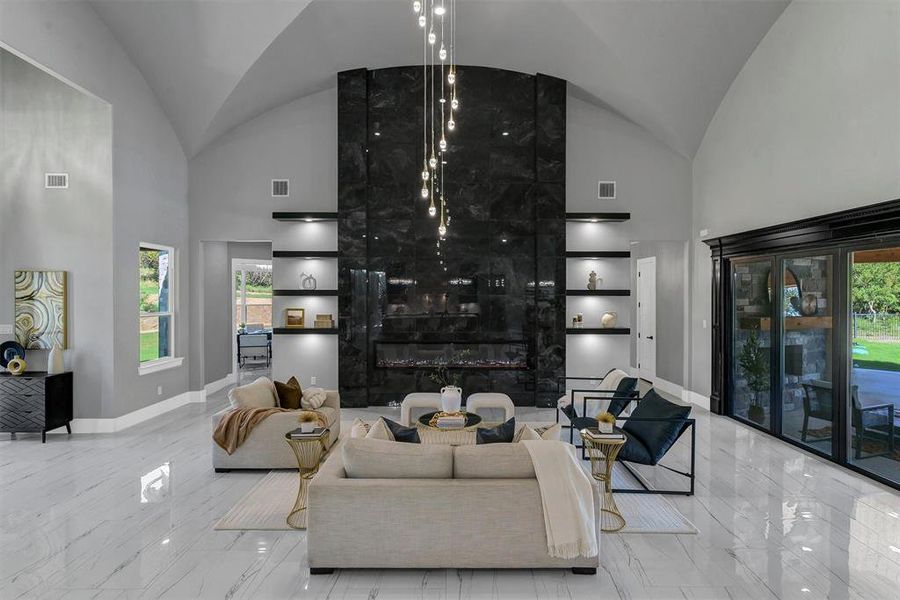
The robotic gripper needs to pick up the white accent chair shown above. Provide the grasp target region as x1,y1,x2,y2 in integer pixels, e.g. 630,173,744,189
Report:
466,392,515,423
400,393,442,426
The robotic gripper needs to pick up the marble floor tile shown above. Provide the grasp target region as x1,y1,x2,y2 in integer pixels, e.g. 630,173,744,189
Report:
1,385,899,599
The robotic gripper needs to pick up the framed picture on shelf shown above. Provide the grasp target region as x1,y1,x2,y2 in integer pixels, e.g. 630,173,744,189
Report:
285,308,305,328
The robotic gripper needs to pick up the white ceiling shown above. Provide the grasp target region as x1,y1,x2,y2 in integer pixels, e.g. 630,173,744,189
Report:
90,0,788,158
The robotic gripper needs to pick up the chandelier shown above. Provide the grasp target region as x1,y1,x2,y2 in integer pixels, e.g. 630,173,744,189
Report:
413,0,458,243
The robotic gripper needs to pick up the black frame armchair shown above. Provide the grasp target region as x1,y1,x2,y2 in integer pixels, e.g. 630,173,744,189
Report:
556,373,639,451
603,404,695,496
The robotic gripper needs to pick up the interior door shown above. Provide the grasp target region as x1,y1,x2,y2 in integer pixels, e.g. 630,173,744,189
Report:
637,257,657,381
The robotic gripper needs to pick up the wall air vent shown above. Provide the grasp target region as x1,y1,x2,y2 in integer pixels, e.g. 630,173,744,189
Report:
271,179,289,197
597,181,616,200
45,173,69,189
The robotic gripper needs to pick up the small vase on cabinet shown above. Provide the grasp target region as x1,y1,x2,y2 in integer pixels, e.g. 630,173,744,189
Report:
441,386,462,414
48,346,65,375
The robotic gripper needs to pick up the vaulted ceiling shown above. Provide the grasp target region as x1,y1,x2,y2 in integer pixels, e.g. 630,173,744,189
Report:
90,0,788,158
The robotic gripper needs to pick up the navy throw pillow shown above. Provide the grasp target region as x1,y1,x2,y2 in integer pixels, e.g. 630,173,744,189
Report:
607,377,638,416
383,417,421,443
622,389,691,464
476,417,516,444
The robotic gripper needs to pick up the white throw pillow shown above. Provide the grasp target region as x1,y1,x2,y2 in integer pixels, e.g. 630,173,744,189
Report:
228,377,277,409
301,386,327,409
365,418,395,441
350,418,370,439
515,425,542,442
535,423,561,441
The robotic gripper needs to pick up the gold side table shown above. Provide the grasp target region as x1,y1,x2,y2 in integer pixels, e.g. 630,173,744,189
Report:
284,429,329,529
580,431,626,532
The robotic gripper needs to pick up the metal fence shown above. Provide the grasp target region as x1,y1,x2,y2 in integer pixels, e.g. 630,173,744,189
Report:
853,313,900,341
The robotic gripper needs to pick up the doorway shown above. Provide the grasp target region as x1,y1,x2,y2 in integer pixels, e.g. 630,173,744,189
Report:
636,257,657,382
232,258,273,384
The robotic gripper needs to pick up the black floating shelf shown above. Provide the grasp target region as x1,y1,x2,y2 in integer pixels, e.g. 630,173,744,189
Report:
272,212,339,222
273,328,339,335
272,251,339,259
565,251,631,259
272,289,338,297
566,328,631,335
566,212,631,223
565,289,631,297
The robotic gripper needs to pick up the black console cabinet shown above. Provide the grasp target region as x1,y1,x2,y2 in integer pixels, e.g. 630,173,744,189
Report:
0,371,73,442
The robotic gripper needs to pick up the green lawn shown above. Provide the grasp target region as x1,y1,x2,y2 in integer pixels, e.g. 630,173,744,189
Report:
852,339,900,372
140,330,159,362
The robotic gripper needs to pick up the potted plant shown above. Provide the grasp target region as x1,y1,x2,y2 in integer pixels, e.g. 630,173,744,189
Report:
738,330,770,424
595,411,616,434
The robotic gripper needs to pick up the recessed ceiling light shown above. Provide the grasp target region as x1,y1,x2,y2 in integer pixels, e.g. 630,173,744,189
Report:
801,589,810,594
801,546,812,552
502,131,509,136
501,238,508,243
890,545,900,553
374,132,381,136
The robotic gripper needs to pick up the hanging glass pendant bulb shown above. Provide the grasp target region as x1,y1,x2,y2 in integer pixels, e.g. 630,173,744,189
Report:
447,117,455,131
413,1,422,13
434,4,446,16
447,69,456,85
421,162,429,181
451,92,459,111
428,30,436,44
439,136,447,151
421,185,429,199
439,44,447,61
438,223,447,237
418,14,426,27
428,202,437,217
429,152,438,169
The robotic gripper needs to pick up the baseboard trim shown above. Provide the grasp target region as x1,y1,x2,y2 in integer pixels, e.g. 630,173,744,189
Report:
651,376,684,399
684,391,711,411
205,373,235,395
64,390,205,434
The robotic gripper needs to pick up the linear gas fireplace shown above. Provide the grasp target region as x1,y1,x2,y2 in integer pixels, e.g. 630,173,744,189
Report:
374,341,529,370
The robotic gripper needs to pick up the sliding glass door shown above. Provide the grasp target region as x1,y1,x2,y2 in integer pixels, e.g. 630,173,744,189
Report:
849,248,899,485
731,257,774,428
780,254,835,456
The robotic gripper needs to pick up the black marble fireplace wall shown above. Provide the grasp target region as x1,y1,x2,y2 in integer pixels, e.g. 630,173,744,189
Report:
337,66,566,408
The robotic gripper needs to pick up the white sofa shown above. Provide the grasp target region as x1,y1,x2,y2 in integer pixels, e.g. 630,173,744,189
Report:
307,437,599,573
211,390,341,470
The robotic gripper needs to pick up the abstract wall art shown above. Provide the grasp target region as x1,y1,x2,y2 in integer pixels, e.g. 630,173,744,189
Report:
15,270,68,349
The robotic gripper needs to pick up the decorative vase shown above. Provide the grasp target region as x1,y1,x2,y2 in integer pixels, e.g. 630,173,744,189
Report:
300,272,317,290
440,386,462,414
601,312,618,328
300,422,316,433
48,346,64,375
587,271,598,291
7,357,26,376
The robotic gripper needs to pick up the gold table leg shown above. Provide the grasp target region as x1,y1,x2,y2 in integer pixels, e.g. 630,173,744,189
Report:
582,436,627,533
285,434,327,530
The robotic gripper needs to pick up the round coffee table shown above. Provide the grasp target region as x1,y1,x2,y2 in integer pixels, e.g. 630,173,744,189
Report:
417,411,483,430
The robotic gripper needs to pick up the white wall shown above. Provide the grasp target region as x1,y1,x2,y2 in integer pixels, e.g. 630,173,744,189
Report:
188,87,338,390
566,93,692,387
0,49,113,419
1,1,189,418
689,0,900,397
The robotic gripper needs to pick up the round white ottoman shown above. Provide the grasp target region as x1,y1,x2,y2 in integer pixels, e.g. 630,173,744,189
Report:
400,393,442,426
465,393,515,422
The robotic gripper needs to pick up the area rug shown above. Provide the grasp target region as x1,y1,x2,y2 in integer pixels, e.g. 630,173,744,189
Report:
215,464,697,534
215,471,301,530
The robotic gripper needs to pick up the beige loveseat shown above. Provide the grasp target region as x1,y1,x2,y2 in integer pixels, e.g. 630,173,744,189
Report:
308,438,600,573
211,390,341,470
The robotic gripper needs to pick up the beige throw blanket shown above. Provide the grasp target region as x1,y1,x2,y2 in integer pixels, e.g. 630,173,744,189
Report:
523,440,598,559
213,408,327,455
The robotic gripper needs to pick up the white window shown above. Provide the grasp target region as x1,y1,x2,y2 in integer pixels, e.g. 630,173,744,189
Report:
139,243,182,374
